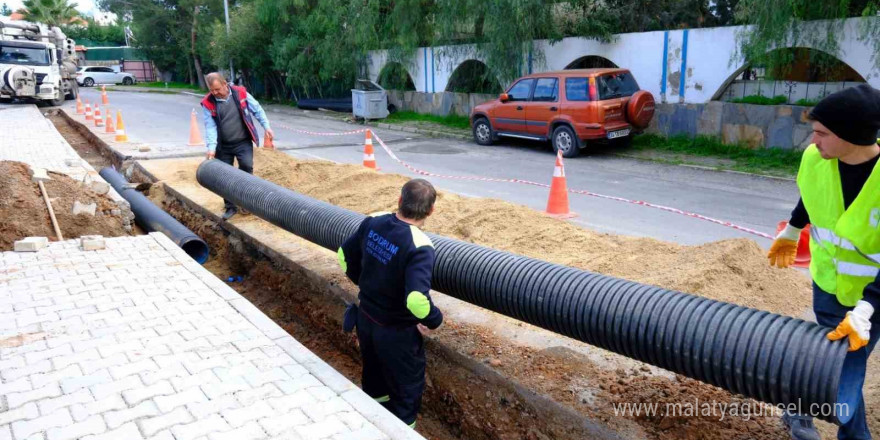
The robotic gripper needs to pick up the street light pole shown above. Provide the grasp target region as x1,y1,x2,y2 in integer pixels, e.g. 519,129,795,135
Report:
223,0,234,83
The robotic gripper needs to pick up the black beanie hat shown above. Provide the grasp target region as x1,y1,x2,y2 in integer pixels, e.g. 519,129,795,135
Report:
809,84,880,146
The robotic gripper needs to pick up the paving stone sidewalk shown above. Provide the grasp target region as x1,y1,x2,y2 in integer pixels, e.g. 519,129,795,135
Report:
0,233,424,440
0,105,98,183
0,104,133,229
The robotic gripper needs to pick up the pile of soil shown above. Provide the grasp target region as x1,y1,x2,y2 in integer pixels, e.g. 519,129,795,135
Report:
253,150,812,318
146,151,830,438
0,161,129,250
152,182,793,439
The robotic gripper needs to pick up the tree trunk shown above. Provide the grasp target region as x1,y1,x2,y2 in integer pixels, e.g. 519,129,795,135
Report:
191,6,206,90
269,73,283,101
187,55,194,86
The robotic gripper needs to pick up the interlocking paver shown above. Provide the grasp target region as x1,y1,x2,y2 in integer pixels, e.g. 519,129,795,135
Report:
37,388,94,415
207,421,266,440
154,387,208,413
69,394,127,422
1,234,423,440
104,400,160,429
138,406,194,437
46,414,106,440
220,401,276,428
81,422,143,440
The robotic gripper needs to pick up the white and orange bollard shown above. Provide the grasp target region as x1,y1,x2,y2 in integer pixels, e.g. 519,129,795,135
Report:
104,110,115,134
545,150,576,218
363,129,378,169
94,106,104,127
187,109,204,146
115,110,128,142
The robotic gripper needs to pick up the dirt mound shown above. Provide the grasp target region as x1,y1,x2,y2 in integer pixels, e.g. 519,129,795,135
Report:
147,150,822,439
253,149,811,318
0,161,130,250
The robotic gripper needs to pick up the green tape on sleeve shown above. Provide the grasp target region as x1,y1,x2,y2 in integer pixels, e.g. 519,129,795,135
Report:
337,247,347,272
406,291,430,319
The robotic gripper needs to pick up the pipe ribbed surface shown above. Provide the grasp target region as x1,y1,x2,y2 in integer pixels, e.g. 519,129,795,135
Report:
197,159,854,423
100,167,210,264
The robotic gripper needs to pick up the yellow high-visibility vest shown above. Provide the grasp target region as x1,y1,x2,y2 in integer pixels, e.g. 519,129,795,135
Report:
797,144,880,306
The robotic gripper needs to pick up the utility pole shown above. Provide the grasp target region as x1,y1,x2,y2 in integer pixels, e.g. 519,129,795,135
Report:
223,0,234,83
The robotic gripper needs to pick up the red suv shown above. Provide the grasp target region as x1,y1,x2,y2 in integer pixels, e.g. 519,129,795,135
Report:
470,68,655,157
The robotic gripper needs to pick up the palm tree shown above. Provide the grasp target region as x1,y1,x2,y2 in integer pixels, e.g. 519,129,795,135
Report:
22,0,79,27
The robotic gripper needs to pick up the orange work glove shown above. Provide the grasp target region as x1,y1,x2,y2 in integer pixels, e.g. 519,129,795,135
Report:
828,300,874,352
768,224,801,268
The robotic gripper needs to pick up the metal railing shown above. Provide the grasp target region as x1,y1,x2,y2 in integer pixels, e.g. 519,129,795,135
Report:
720,80,863,105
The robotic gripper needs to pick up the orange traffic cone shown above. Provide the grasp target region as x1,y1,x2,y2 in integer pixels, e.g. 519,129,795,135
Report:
101,85,109,105
104,110,115,134
363,129,378,169
775,221,812,268
115,110,128,142
187,109,204,146
94,106,104,127
545,150,576,218
75,97,84,114
85,102,93,121
263,135,275,150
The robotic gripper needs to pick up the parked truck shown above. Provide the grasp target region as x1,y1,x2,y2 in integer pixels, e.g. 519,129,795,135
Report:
0,17,78,106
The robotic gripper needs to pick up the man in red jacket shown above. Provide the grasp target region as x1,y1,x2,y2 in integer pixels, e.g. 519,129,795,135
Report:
200,72,274,220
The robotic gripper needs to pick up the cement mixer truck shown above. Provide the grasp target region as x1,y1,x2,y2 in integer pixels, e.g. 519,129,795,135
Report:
0,17,78,106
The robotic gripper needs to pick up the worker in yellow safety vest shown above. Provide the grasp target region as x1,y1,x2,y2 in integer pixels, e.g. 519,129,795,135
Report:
768,84,880,440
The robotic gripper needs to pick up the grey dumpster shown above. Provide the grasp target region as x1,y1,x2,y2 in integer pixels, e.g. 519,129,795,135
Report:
351,79,389,119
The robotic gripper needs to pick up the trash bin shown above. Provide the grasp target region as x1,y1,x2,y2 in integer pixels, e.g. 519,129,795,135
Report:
351,79,389,120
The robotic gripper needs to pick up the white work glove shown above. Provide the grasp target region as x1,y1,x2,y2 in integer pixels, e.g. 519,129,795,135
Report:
828,300,874,352
768,224,802,268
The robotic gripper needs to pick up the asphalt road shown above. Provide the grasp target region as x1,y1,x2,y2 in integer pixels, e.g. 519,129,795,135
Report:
55,88,799,247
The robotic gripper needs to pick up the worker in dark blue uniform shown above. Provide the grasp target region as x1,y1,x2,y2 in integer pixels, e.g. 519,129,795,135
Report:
338,178,443,428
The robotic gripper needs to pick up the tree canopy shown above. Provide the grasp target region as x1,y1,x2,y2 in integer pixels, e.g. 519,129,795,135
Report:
22,0,79,27
93,0,877,99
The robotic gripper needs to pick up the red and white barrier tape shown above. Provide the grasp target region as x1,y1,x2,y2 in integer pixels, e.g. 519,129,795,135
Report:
371,132,774,240
269,122,774,240
275,122,368,137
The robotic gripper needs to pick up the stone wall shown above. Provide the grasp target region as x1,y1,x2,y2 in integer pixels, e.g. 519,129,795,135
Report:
647,101,814,150
386,90,496,118
385,92,813,150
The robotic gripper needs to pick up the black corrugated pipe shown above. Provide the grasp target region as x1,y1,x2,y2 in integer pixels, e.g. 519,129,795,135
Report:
100,167,209,264
196,159,855,423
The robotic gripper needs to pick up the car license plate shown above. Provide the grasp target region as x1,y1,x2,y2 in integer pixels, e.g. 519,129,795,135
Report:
607,129,630,139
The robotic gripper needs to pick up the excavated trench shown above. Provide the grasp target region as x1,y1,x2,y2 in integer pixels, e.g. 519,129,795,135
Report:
50,110,595,439
51,109,802,440
132,186,618,440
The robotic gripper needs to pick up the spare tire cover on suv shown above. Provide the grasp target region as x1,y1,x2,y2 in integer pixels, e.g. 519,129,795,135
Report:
626,90,655,129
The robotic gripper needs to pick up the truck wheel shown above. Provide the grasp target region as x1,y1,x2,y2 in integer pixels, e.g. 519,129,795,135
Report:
551,125,580,158
65,82,78,100
48,90,65,107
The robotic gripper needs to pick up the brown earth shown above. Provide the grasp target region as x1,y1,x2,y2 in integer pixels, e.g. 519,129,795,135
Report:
0,161,130,250
47,112,116,170
256,149,813,318
144,149,853,439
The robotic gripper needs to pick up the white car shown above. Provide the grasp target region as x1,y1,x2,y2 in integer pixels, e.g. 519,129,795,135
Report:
76,66,136,87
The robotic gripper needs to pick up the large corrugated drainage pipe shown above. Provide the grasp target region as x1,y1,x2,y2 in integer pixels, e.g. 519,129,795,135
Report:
196,159,855,424
101,167,210,264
